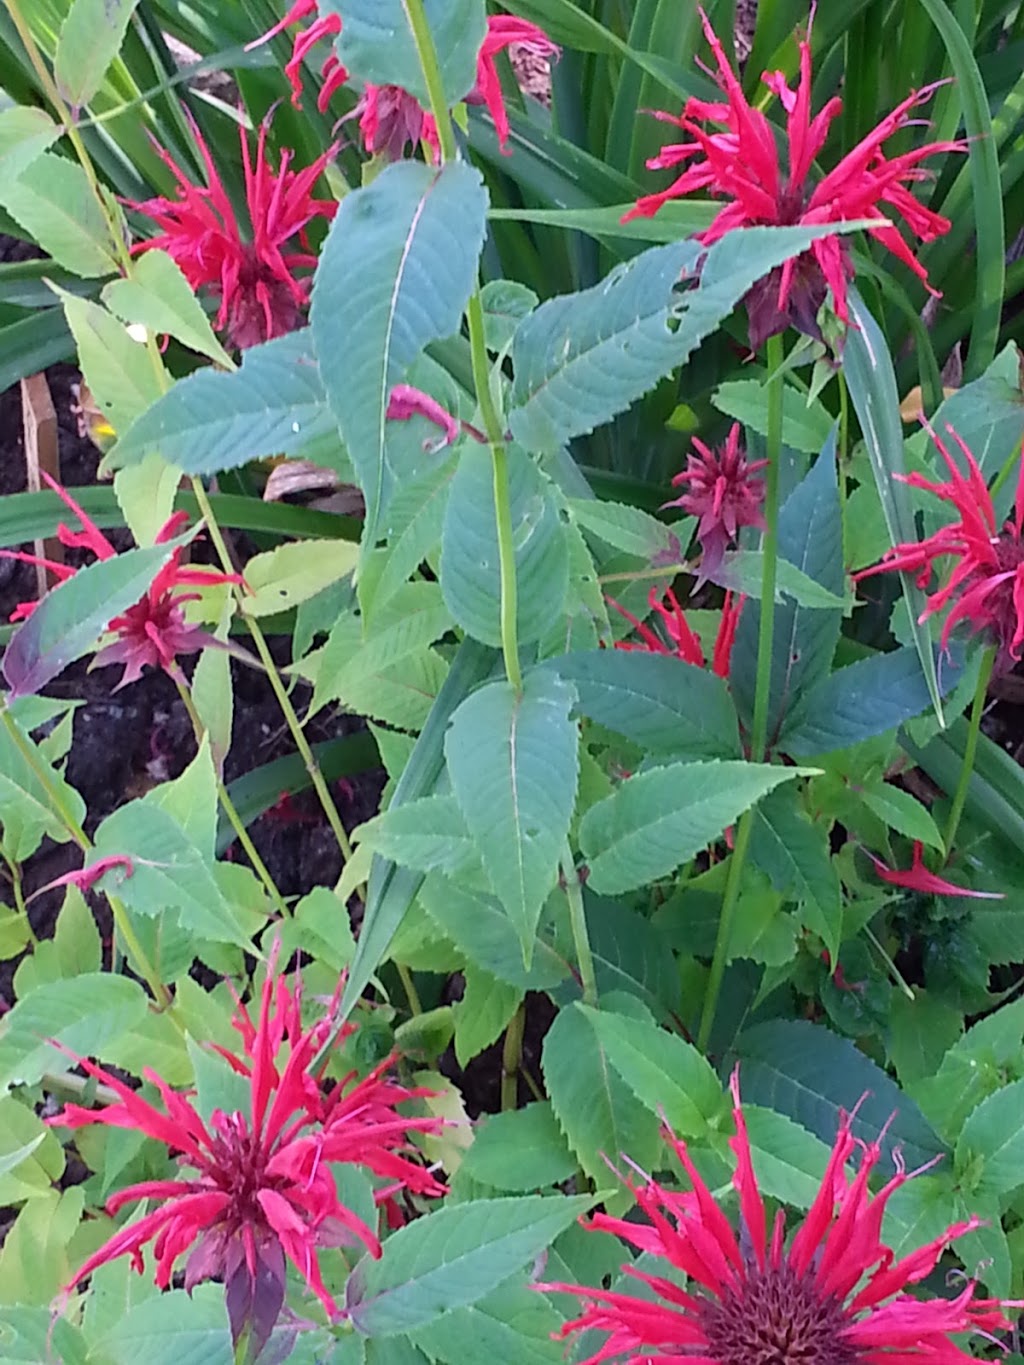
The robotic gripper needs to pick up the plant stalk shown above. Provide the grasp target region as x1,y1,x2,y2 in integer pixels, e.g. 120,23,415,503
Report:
943,645,996,857
173,675,292,919
697,333,786,1051
750,331,785,762
501,1004,526,1111
188,477,356,871
403,0,523,692
562,842,597,1006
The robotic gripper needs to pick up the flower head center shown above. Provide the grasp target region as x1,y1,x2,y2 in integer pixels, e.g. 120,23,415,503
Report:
699,1262,860,1365
208,1112,269,1220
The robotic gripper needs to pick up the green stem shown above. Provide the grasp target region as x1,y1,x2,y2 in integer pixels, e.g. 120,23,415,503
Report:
188,478,356,872
173,676,292,919
750,332,786,762
837,368,850,568
0,706,172,1010
396,961,422,1016
562,842,597,1006
696,808,754,1052
697,337,787,1049
501,1004,525,1111
403,0,522,692
943,645,995,857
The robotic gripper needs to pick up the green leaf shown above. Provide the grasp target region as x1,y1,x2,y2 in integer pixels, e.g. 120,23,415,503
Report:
346,1195,591,1336
508,223,876,455
445,674,579,964
339,638,499,1019
569,498,684,562
0,154,117,277
956,1078,1024,1199
0,973,148,1093
749,788,842,959
717,549,847,609
888,990,963,1088
57,291,165,435
0,1098,62,1202
0,713,86,862
442,447,569,648
93,1286,233,1365
357,795,474,876
548,648,740,758
329,0,486,107
55,0,141,109
480,279,539,354
410,1278,564,1365
0,1308,87,1364
93,802,253,947
858,778,943,852
0,108,60,184
731,443,844,741
578,895,679,1022
735,1018,946,1170
102,249,233,367
106,331,342,475
843,289,942,723
419,874,569,991
309,588,452,719
713,379,835,454
782,648,944,756
542,1001,661,1203
374,455,456,608
2,538,183,698
580,759,807,895
453,967,522,1067
580,1006,725,1136
311,160,487,541
743,1105,834,1211
461,1103,577,1192
242,538,358,617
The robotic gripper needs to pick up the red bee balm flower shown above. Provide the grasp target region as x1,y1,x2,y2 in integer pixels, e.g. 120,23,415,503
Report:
665,422,767,583
544,1070,1014,1364
856,426,1024,669
625,8,961,348
254,6,558,156
866,840,1003,900
0,475,237,689
127,118,336,349
609,587,743,681
52,950,444,1354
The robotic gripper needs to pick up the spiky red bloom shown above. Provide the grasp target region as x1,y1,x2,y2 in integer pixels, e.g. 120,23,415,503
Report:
609,586,742,680
865,839,1003,901
52,947,444,1353
0,475,236,689
127,117,335,349
856,425,1024,670
470,16,560,153
256,7,557,156
664,422,767,583
544,1070,1013,1364
624,8,961,348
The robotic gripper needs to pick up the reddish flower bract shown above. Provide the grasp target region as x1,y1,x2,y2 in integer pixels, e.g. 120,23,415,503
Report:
664,422,767,583
52,947,444,1352
625,8,961,348
866,839,1004,901
255,7,558,156
610,586,742,681
855,425,1024,669
127,117,336,349
0,475,236,689
544,1070,1013,1364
